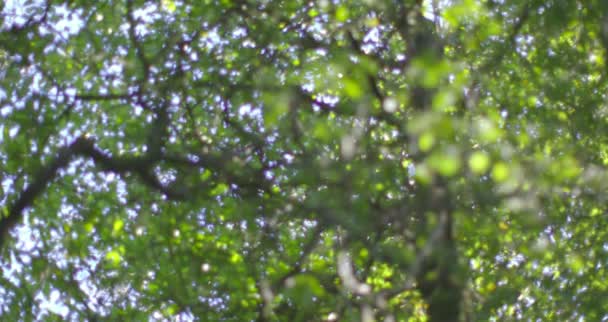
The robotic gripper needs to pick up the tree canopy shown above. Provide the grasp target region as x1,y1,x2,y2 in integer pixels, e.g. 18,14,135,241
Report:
1,0,607,321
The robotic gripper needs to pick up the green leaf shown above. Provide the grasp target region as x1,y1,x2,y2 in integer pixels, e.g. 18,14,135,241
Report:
491,162,509,182
105,250,122,267
469,151,490,174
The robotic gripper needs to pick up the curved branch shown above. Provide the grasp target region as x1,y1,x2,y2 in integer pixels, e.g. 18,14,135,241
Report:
0,136,188,251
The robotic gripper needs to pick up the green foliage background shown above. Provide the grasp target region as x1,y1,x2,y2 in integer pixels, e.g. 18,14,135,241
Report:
0,0,607,321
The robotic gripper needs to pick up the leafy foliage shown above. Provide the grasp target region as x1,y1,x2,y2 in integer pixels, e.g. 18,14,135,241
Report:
1,0,607,321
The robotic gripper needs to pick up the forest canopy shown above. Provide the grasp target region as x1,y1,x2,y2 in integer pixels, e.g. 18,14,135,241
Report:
1,0,607,321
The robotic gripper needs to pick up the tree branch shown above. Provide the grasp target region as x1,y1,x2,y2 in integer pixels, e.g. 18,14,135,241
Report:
0,136,188,251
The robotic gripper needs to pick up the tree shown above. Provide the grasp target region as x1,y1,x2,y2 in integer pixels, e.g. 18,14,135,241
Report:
0,0,607,320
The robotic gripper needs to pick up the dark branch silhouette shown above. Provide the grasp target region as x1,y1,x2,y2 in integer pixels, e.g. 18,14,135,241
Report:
0,136,188,250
